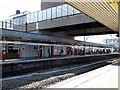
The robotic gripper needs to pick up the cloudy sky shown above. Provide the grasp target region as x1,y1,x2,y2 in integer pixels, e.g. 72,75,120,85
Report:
0,0,117,44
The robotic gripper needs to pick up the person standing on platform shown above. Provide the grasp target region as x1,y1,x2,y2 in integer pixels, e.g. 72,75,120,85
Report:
48,49,50,58
60,48,64,56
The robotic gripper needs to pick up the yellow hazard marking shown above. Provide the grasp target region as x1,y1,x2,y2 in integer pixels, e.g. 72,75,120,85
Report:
5,59,20,61
107,0,118,11
107,59,119,63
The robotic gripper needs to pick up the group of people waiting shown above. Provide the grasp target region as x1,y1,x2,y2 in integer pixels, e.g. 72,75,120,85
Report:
66,48,112,56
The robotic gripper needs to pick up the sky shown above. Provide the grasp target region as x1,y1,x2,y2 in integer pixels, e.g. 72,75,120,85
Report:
75,34,118,44
0,0,118,44
0,0,41,21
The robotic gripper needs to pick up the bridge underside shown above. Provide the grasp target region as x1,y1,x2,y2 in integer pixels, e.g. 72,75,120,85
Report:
40,22,117,36
62,0,118,32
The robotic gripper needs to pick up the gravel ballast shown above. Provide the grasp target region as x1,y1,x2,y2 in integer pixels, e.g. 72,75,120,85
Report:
2,59,111,90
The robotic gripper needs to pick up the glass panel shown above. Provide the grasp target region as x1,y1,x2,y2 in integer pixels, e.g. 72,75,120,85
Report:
28,13,32,23
13,18,17,26
6,21,9,29
7,20,13,29
47,8,52,19
10,20,12,28
62,4,67,16
52,7,57,19
38,11,42,21
5,22,7,28
3,22,5,28
19,17,23,25
32,13,35,22
57,6,62,18
23,16,26,25
27,14,30,23
16,18,19,25
33,12,37,22
0,22,2,28
42,9,47,20
30,30,38,34
67,5,74,15
73,8,81,14
37,11,39,21
11,19,13,28
30,13,34,23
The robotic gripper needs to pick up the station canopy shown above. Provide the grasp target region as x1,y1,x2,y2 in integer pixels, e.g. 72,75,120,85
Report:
62,0,118,32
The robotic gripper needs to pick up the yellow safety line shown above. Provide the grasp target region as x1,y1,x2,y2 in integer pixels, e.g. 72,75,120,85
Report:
107,59,119,63
5,59,20,61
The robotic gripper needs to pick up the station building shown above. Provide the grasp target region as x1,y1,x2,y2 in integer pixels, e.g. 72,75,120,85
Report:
0,0,118,60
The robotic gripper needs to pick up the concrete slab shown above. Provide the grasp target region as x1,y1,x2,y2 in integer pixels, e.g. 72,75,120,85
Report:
48,63,118,88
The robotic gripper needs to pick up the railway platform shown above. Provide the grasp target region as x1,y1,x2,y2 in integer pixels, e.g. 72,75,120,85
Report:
48,62,119,88
1,54,118,77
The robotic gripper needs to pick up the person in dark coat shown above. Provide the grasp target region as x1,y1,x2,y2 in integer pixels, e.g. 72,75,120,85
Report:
48,49,50,58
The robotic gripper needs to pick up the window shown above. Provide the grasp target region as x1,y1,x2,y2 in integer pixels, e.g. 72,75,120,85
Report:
13,18,17,26
17,18,20,25
27,14,30,23
0,22,2,28
5,22,7,28
23,16,26,25
57,6,62,17
42,10,47,20
30,13,34,23
62,4,68,16
33,12,37,22
47,8,52,19
30,30,38,34
73,8,81,14
10,20,12,28
19,17,23,25
67,5,74,15
52,7,57,19
38,11,42,21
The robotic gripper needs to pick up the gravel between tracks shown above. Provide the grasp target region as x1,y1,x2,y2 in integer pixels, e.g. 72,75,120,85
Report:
3,73,76,90
18,73,75,89
2,59,112,90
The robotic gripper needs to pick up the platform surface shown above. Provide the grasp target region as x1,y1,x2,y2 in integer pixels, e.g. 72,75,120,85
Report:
48,62,119,88
1,54,117,64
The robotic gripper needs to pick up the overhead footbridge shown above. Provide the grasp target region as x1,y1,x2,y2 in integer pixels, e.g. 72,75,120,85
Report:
62,0,118,32
9,1,118,37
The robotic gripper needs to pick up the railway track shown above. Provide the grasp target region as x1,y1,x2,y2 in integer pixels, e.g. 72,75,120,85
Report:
1,58,118,89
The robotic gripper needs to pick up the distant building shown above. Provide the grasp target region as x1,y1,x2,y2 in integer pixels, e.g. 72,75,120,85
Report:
103,38,118,46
